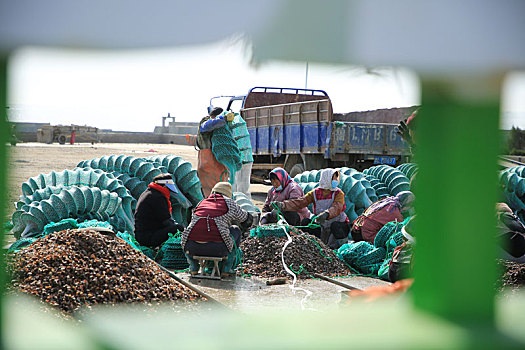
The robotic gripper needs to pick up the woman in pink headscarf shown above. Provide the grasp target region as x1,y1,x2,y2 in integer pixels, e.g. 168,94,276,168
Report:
261,167,311,226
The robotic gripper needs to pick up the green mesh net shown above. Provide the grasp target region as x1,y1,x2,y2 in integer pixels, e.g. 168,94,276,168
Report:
43,218,78,235
157,233,189,270
8,237,39,253
116,231,141,250
355,247,386,275
139,246,156,260
77,219,114,230
373,221,402,249
249,224,290,238
228,113,254,164
377,258,392,280
211,124,242,184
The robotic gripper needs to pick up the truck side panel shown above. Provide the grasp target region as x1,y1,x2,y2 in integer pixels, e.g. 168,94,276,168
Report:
329,122,408,155
244,99,331,156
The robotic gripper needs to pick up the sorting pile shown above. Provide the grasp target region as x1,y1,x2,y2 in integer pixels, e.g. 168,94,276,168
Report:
8,229,202,313
496,259,525,293
239,232,350,279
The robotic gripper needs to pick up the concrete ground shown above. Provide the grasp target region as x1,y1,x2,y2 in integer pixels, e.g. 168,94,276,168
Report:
178,272,391,312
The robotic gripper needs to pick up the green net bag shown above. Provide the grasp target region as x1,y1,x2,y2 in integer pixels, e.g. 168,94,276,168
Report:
337,241,375,266
211,124,242,184
374,221,403,249
386,232,405,252
355,247,386,275
228,114,254,164
249,225,289,238
158,233,189,270
116,231,141,251
377,258,392,280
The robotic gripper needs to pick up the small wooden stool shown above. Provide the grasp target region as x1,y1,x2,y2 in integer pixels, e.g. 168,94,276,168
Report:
191,256,228,280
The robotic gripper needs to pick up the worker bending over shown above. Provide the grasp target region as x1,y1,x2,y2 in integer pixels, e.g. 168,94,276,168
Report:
182,182,253,276
134,173,185,248
273,168,349,249
351,191,415,244
261,167,311,226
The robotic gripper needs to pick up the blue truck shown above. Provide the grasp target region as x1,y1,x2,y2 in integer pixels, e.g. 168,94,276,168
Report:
213,87,416,177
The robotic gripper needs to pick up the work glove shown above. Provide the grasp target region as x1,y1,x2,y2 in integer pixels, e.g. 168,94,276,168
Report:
270,201,284,212
314,211,330,225
395,120,414,147
240,212,254,231
260,210,277,225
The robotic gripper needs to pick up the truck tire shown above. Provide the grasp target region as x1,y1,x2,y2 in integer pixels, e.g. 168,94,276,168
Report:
58,135,66,144
289,163,305,177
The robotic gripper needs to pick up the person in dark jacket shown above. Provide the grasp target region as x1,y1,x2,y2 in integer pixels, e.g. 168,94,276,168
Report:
182,182,253,275
134,173,185,248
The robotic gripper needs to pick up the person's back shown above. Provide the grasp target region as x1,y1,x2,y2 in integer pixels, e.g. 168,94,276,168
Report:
134,174,184,248
352,191,414,243
182,182,253,275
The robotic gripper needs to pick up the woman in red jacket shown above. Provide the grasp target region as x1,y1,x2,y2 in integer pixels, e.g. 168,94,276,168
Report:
181,182,253,275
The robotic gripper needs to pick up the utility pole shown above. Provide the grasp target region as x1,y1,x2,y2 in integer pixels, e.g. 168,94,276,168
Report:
305,61,309,90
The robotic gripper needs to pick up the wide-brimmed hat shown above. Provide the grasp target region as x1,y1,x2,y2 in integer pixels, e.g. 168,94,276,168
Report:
211,181,232,198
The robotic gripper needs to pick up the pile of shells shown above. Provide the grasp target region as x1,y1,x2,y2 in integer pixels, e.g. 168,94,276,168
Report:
8,229,202,313
496,259,525,293
239,232,351,279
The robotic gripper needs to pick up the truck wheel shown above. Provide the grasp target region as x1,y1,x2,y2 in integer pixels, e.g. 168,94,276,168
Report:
289,163,305,177
58,135,66,144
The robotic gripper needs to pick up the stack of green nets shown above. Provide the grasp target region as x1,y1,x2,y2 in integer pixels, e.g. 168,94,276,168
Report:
249,224,290,238
156,233,189,270
211,124,242,184
228,113,253,164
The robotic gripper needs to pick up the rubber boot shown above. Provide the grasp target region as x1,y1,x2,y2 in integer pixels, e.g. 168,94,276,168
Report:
221,249,239,275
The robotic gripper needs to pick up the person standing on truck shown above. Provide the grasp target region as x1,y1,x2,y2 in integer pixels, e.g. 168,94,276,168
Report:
272,169,350,249
261,168,311,226
134,173,185,248
196,107,231,197
181,182,253,276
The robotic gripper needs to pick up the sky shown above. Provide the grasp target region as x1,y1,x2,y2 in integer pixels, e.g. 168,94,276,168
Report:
7,37,421,132
6,37,524,132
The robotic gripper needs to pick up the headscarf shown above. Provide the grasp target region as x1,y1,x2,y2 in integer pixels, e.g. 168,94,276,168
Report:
211,181,232,198
270,167,292,193
396,191,415,210
148,182,172,214
318,168,339,191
